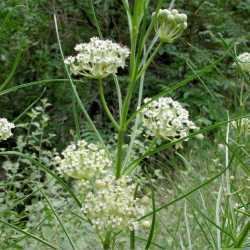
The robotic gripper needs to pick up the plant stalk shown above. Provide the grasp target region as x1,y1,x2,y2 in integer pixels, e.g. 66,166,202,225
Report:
98,79,119,130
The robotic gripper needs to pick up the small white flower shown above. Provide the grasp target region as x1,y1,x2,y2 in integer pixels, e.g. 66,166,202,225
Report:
64,37,130,79
0,118,15,141
55,140,112,180
234,52,250,72
152,9,187,43
82,175,149,233
141,97,198,141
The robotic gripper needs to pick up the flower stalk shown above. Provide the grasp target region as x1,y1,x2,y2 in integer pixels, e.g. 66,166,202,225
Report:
98,79,119,130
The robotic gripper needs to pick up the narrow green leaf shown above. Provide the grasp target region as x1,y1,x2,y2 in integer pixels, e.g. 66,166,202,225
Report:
13,88,46,123
130,230,135,250
136,236,165,249
184,201,193,250
234,221,250,248
139,166,229,220
145,188,156,250
0,42,24,91
40,189,76,250
89,0,103,38
0,79,84,97
0,219,58,249
133,0,146,28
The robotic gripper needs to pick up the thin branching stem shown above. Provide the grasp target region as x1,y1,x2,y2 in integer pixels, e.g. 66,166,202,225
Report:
98,79,119,130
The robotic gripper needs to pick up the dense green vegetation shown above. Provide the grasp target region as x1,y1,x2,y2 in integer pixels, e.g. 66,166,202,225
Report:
0,1,249,249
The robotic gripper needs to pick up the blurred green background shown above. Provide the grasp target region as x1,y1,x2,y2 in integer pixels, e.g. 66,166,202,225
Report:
1,0,250,146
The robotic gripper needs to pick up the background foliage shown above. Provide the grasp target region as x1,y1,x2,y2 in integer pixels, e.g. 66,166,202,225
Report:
0,0,249,249
1,0,249,139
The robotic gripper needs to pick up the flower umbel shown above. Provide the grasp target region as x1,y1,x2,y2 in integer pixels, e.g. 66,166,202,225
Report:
231,118,250,135
234,52,250,73
82,175,149,233
64,37,130,79
0,118,15,141
153,9,187,43
55,140,112,180
141,97,197,140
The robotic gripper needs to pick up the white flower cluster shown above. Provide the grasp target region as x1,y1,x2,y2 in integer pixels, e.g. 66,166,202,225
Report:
82,175,150,233
153,9,187,43
64,37,130,79
232,118,250,135
234,52,250,73
0,118,15,141
55,140,112,180
141,97,197,140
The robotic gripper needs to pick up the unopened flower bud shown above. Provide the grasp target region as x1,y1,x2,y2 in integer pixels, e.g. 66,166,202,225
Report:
195,133,204,140
142,220,151,229
152,9,188,43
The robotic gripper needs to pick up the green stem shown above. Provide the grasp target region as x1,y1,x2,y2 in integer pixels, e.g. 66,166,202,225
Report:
115,21,139,178
98,79,119,130
72,96,80,140
137,42,162,80
116,0,162,178
89,0,103,38
115,66,138,178
103,231,112,250
115,128,125,178
239,74,245,111
123,70,145,168
113,75,123,119
130,231,135,250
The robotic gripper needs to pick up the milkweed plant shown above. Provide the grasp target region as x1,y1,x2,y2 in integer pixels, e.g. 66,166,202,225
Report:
0,1,249,250
55,3,201,249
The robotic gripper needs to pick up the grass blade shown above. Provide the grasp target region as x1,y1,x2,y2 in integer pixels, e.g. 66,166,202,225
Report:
89,0,102,38
130,230,135,250
216,184,223,249
184,201,192,250
40,189,76,250
0,43,24,91
234,221,250,248
145,188,156,250
13,88,46,123
0,219,58,249
138,165,229,220
0,79,84,97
